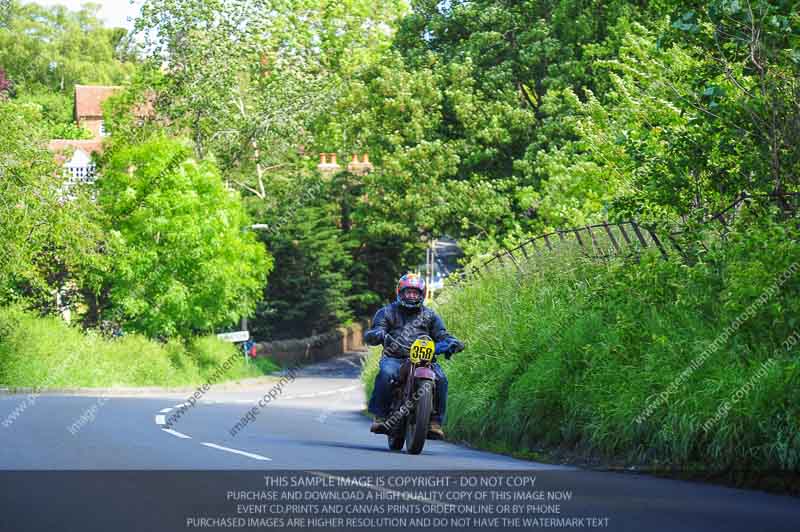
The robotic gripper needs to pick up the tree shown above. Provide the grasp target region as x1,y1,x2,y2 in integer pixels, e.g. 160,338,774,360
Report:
0,1,136,139
0,99,103,310
0,1,134,94
669,1,800,199
529,2,800,225
95,136,272,339
0,66,12,98
130,0,406,332
113,0,800,338
252,204,355,340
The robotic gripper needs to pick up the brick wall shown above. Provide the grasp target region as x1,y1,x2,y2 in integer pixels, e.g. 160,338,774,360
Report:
254,321,367,366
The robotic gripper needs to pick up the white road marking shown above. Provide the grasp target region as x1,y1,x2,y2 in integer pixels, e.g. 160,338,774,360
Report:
283,384,360,400
201,442,272,461
159,407,173,413
162,428,191,439
155,415,166,425
194,385,361,405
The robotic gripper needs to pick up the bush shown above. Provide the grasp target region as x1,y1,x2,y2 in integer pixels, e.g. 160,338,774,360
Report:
0,307,278,388
188,335,280,381
429,215,800,471
188,335,236,371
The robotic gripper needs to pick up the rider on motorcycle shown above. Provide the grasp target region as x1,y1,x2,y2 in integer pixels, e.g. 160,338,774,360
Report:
365,273,464,440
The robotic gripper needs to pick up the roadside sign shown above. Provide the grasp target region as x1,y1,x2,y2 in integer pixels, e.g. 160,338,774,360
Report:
217,330,250,343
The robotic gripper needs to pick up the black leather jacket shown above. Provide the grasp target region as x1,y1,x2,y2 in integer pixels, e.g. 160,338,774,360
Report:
364,301,456,358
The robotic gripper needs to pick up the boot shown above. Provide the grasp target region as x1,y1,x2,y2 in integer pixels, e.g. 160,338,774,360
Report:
427,420,445,440
370,417,388,434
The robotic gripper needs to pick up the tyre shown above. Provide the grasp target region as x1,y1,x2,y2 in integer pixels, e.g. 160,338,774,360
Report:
386,395,405,450
405,380,433,455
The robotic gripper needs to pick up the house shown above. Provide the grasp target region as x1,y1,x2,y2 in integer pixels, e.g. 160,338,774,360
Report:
73,84,119,138
48,84,121,186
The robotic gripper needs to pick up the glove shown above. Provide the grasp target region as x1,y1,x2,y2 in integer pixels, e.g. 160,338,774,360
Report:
365,329,386,346
446,340,465,359
437,340,465,360
435,341,450,356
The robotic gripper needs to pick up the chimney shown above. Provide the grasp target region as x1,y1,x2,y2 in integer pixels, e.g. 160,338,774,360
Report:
317,152,341,178
348,153,374,176
347,154,361,174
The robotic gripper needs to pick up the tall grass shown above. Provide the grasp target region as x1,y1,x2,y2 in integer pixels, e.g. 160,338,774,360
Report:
0,307,278,388
429,215,800,471
361,346,382,400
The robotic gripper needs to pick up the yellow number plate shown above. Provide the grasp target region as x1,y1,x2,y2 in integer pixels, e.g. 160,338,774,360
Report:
410,338,435,364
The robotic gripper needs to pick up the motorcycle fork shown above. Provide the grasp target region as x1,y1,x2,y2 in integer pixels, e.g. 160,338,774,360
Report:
402,362,417,404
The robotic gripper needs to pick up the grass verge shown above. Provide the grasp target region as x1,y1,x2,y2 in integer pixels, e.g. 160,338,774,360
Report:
0,307,278,388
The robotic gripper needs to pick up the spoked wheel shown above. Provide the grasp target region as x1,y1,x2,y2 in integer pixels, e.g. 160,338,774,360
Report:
405,381,433,455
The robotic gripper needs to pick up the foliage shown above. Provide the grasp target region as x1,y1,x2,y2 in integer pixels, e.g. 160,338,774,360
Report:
126,0,406,336
0,65,12,97
248,176,356,339
49,122,94,140
4,0,798,353
336,0,799,255
0,1,133,95
123,0,800,336
433,214,800,471
131,0,403,188
0,1,134,136
0,99,103,310
93,135,272,339
0,305,278,387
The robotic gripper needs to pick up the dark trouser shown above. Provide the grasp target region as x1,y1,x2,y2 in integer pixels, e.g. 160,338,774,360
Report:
368,356,448,423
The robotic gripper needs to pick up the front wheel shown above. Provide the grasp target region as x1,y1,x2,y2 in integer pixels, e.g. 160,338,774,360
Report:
405,380,433,455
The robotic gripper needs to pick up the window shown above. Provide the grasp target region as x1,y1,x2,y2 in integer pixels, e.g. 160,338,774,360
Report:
99,121,108,137
64,149,97,186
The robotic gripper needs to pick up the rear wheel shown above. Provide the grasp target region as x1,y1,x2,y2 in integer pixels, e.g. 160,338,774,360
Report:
405,380,433,455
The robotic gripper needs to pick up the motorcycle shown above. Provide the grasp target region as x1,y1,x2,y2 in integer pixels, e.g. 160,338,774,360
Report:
383,334,438,455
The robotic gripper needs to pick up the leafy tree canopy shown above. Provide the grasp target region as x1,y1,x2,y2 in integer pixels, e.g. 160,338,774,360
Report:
95,135,272,338
0,1,134,94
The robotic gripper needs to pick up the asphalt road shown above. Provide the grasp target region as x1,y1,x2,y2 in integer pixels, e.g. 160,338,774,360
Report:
1,352,798,532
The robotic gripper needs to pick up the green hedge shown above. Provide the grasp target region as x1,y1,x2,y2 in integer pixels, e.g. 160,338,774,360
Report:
0,307,278,388
427,215,800,472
